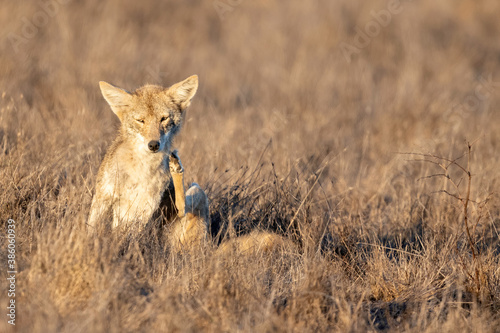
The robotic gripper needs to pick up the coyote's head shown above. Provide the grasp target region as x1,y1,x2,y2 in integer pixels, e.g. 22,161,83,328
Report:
99,75,198,154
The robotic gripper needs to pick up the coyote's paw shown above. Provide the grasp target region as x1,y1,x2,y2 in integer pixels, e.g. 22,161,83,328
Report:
169,150,184,174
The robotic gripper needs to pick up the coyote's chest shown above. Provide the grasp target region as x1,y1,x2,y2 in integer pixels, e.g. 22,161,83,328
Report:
107,150,171,228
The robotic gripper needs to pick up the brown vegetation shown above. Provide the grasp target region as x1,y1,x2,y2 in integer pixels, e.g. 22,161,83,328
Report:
1,0,500,331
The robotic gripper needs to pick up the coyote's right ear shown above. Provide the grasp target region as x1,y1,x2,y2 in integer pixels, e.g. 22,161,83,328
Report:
168,75,199,110
99,81,133,120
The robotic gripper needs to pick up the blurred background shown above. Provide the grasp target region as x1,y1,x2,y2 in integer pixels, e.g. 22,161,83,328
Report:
1,0,499,179
1,0,500,331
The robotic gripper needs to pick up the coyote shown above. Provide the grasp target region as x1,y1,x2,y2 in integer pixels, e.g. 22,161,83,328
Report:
87,75,209,250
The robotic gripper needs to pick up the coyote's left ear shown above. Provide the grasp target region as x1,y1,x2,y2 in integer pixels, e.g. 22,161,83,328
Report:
168,75,198,110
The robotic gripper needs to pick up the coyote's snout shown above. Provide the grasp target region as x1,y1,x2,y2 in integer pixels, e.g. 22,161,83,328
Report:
148,140,160,153
88,75,209,250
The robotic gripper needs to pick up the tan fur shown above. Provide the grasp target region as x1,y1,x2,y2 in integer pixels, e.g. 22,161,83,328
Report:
88,75,209,248
168,153,209,251
218,231,296,256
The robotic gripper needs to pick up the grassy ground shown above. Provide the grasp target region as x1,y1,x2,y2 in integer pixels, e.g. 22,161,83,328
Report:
1,0,500,331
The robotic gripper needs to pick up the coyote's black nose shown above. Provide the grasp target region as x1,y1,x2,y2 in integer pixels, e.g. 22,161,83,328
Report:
148,140,160,152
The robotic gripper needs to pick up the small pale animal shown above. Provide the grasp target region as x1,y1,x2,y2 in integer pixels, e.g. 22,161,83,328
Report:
88,75,209,250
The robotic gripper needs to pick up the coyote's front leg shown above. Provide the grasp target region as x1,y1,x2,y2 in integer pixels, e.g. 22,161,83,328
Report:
169,151,209,251
169,150,186,218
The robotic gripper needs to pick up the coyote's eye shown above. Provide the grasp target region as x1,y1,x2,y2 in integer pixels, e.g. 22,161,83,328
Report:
136,119,145,124
160,116,168,123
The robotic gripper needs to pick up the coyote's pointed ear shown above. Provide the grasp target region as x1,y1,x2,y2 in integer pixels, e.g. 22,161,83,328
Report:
168,75,198,110
99,81,133,120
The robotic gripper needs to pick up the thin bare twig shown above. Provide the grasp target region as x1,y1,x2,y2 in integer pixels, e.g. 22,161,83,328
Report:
409,141,487,296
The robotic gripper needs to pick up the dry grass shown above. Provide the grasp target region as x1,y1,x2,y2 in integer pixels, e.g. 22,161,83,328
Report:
1,0,500,331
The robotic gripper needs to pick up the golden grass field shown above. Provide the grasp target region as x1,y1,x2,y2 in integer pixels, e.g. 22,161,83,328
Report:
1,0,500,331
